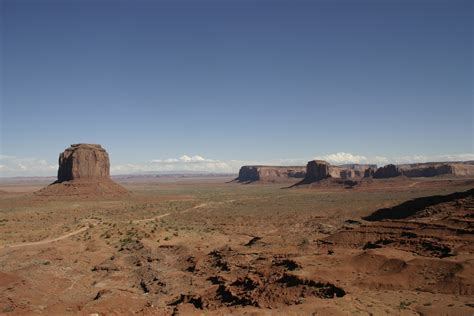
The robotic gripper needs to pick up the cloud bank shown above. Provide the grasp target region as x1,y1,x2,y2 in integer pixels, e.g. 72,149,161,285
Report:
314,152,474,166
1,152,473,177
112,155,242,174
0,155,56,177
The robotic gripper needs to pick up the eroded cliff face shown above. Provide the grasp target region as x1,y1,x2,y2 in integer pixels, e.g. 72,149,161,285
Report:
364,167,376,178
237,166,260,182
304,161,376,182
304,160,331,182
373,164,401,179
237,160,474,185
338,164,378,171
236,166,306,182
58,144,110,182
399,162,474,177
36,143,127,197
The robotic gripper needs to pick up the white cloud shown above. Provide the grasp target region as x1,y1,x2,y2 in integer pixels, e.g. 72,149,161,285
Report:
151,155,211,164
0,155,56,177
311,152,474,166
373,156,390,165
314,152,368,164
0,154,16,159
1,152,473,177
112,155,245,174
389,154,474,164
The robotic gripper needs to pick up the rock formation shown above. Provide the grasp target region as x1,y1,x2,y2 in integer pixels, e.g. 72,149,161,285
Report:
36,143,127,197
339,164,378,171
398,162,474,178
238,160,474,186
302,161,376,183
340,169,355,179
364,167,375,178
373,164,401,178
58,144,110,182
304,160,331,182
236,166,306,183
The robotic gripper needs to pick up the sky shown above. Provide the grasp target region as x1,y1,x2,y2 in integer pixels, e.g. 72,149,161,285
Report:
1,0,473,176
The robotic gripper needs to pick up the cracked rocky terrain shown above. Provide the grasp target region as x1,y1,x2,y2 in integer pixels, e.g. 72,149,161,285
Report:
0,175,473,315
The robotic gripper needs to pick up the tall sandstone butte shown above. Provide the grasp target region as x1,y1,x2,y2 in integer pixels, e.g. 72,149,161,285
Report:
304,160,330,182
58,144,110,182
36,143,127,197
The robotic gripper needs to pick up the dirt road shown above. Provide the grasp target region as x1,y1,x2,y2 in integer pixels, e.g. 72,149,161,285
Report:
0,225,89,250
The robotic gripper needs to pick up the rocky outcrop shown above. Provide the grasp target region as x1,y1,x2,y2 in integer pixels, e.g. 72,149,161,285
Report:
309,163,377,181
236,166,306,183
340,169,355,179
373,164,401,178
239,160,474,186
339,164,377,171
331,164,377,179
58,144,110,182
371,162,474,179
36,143,127,197
304,160,331,182
364,167,375,178
398,162,474,178
295,161,377,184
237,166,260,182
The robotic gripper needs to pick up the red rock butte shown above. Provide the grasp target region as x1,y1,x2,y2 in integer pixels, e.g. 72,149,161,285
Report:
36,143,127,197
58,144,110,182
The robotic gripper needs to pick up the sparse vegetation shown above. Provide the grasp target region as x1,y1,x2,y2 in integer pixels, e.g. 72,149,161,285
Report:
0,177,472,314
399,300,412,310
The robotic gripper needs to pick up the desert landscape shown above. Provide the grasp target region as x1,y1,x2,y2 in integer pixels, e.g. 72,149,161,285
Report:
2,1,472,315
0,144,473,315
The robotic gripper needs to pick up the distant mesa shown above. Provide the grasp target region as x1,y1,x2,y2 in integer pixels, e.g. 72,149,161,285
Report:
241,159,474,187
304,160,330,182
36,143,128,197
373,164,401,179
300,160,377,184
399,162,474,177
235,162,378,184
371,162,474,179
235,166,306,183
364,167,375,178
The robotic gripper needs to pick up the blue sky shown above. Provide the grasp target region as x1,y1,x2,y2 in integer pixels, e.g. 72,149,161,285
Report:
1,0,473,176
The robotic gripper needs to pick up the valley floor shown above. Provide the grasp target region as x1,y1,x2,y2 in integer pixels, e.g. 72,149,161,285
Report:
0,176,473,315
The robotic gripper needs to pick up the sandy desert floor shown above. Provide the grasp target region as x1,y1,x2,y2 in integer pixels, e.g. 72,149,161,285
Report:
0,176,473,315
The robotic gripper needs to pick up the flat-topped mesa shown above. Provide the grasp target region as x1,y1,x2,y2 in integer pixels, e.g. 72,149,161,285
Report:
373,164,401,179
58,144,110,182
304,160,331,182
338,164,378,171
300,161,377,184
398,162,474,177
236,166,306,182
